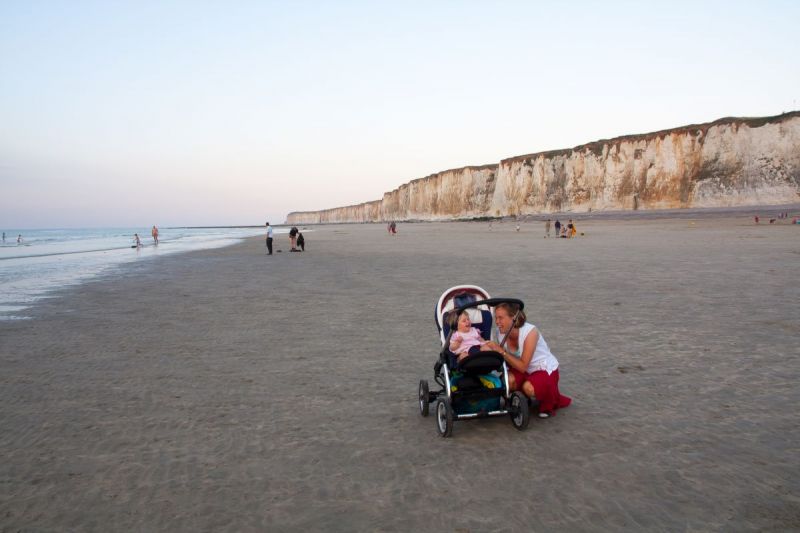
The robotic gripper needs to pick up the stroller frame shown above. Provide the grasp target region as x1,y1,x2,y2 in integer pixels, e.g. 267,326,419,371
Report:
419,285,530,437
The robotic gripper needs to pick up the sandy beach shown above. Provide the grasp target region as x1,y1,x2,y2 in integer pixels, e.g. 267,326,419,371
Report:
1,217,799,531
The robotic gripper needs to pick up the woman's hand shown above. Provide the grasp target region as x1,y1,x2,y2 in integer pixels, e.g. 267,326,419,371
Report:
481,341,502,353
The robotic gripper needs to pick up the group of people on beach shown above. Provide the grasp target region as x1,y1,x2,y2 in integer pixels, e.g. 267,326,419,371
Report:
755,213,798,224
265,222,305,255
449,303,571,418
544,218,577,238
132,226,159,248
2,232,24,245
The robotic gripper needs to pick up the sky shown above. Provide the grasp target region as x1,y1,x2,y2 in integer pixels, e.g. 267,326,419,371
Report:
1,1,798,228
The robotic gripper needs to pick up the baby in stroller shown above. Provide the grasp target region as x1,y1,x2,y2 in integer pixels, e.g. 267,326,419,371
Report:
449,310,488,361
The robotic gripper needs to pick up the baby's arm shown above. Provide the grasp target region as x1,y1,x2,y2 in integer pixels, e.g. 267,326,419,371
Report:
449,332,462,351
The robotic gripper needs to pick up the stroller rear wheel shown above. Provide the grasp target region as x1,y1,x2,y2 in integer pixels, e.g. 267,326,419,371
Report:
509,391,530,430
418,380,430,417
436,398,454,437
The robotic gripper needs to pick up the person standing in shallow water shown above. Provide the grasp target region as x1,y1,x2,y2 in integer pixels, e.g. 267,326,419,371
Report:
265,222,273,255
151,225,159,244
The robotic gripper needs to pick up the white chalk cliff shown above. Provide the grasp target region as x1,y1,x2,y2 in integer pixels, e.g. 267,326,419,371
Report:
286,112,800,224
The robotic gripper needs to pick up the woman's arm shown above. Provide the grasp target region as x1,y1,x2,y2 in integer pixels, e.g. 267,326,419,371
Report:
495,329,537,373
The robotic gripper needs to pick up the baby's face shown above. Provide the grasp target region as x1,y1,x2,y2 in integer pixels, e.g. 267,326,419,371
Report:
457,313,471,333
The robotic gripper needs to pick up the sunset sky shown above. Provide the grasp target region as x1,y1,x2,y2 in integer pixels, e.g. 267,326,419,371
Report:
1,1,798,228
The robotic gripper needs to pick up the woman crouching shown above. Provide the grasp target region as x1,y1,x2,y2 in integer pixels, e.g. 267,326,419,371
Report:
482,302,571,418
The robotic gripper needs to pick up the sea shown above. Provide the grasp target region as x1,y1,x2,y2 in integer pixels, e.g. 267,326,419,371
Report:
0,226,280,320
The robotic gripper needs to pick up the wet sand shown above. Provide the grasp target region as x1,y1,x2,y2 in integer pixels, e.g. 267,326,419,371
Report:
1,218,799,531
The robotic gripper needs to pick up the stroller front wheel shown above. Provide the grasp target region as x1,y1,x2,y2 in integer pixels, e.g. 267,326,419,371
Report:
509,391,530,430
418,380,430,417
436,398,454,438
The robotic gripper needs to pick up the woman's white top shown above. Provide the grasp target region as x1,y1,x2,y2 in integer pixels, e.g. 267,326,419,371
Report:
498,323,559,375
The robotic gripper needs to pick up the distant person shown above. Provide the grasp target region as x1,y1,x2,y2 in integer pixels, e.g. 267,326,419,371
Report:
297,231,305,251
515,222,520,232
151,225,159,244
289,226,299,251
387,221,392,234
390,221,397,235
754,215,759,224
2,232,5,243
265,222,273,255
569,219,577,238
554,219,561,236
133,233,141,248
545,219,551,238
17,234,23,244
560,227,568,238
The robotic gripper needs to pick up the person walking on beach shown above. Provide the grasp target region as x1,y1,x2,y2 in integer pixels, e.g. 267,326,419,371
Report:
390,221,397,235
554,219,561,236
151,225,159,244
545,219,551,238
265,222,273,255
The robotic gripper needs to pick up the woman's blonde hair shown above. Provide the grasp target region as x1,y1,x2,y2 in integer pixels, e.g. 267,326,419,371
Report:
495,302,526,328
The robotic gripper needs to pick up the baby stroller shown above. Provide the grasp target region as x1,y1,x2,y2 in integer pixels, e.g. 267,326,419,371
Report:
418,285,530,437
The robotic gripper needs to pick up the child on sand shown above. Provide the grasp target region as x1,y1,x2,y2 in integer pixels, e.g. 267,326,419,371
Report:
449,310,488,361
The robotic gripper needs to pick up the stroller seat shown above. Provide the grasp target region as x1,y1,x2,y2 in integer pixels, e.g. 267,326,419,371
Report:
442,307,495,370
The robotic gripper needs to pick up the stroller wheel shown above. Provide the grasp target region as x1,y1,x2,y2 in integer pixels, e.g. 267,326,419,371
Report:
436,398,454,438
509,391,530,431
418,380,430,417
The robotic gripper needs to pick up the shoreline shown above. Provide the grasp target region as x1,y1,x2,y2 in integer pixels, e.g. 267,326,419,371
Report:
0,227,267,321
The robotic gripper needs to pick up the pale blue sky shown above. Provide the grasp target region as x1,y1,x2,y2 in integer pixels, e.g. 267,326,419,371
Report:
1,1,798,227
